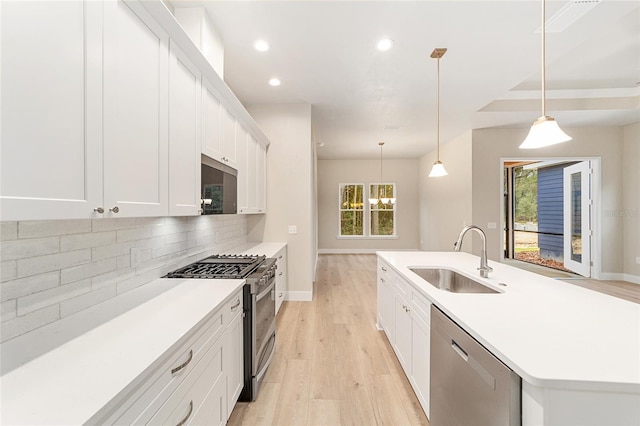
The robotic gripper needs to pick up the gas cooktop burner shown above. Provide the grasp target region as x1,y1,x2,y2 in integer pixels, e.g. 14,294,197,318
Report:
165,254,266,279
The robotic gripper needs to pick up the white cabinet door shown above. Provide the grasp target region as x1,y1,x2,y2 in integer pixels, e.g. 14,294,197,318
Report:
202,80,223,162
275,247,288,314
236,127,249,213
225,305,243,417
102,0,168,217
168,41,201,216
246,135,258,211
411,313,430,417
256,141,267,213
0,0,103,220
394,294,412,372
221,108,237,169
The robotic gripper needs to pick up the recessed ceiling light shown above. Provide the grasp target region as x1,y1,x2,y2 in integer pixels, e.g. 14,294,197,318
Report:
254,39,269,52
376,38,394,52
268,78,281,87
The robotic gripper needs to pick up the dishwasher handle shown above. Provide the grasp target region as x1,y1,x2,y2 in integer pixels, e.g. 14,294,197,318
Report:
451,339,469,361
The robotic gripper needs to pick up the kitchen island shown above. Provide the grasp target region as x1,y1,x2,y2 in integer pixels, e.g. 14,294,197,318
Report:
378,251,640,426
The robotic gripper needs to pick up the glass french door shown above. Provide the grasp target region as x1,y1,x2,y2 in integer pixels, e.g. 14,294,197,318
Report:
563,161,592,277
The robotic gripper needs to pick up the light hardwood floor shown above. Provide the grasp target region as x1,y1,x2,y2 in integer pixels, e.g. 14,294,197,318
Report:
227,254,430,426
228,254,639,426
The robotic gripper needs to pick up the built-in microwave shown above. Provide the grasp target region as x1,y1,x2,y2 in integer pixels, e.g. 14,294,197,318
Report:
201,155,237,215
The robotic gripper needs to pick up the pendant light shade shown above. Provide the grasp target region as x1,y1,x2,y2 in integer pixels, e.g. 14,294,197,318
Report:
520,0,571,149
520,116,572,149
429,161,448,177
429,48,448,178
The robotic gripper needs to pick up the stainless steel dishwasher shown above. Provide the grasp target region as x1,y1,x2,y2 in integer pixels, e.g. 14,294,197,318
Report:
430,305,521,426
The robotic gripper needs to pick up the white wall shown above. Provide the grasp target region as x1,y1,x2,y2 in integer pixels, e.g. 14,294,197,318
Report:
246,104,315,301
418,131,473,252
317,159,420,252
622,123,640,280
470,126,625,278
0,215,248,343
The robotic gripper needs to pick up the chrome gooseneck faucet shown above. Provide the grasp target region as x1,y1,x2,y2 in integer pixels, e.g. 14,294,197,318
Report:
454,225,493,278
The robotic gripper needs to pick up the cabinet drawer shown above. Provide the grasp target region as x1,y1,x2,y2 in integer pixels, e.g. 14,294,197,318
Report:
411,288,432,326
106,307,225,425
394,275,409,297
148,334,225,425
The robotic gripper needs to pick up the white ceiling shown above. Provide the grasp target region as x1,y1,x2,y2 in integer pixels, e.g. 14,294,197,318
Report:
171,0,640,159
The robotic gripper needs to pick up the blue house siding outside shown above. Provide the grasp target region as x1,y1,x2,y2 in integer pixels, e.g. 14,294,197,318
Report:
538,165,564,261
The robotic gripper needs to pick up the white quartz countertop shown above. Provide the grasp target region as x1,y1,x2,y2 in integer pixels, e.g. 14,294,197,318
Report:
378,251,640,393
0,278,244,425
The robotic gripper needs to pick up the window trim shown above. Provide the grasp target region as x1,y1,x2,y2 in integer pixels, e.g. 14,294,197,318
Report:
338,183,365,237
336,182,397,239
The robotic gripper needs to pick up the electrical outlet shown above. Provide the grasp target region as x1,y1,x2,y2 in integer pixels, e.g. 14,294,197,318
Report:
636,257,640,265
288,225,298,235
487,222,497,229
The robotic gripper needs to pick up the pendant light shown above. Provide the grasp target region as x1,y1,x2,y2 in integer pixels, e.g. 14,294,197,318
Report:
429,48,448,178
520,0,571,149
368,142,396,205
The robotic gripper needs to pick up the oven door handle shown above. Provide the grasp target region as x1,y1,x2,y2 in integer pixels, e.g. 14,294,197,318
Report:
255,331,276,383
255,279,276,302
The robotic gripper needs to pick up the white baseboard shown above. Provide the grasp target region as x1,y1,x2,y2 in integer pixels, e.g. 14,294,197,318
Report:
286,291,313,302
599,272,640,285
317,248,419,254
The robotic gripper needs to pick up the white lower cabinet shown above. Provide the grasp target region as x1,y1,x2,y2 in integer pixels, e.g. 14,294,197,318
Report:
225,293,244,416
377,257,431,418
95,289,243,425
275,247,288,314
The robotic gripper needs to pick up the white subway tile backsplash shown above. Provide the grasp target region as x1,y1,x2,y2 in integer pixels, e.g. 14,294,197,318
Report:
19,220,91,238
91,241,134,261
60,231,116,252
1,214,248,341
61,258,118,285
1,222,18,241
0,272,60,302
1,260,18,282
91,218,137,232
60,285,117,318
17,279,92,316
1,305,59,342
116,227,152,243
17,249,92,278
1,300,17,322
0,237,59,261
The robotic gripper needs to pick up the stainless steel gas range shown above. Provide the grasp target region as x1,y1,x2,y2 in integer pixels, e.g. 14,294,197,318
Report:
165,254,277,401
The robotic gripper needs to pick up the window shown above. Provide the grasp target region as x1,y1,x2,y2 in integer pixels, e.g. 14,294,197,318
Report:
339,183,364,236
338,183,396,238
369,184,396,236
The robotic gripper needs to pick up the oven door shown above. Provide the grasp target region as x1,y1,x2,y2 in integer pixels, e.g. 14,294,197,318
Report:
252,277,276,376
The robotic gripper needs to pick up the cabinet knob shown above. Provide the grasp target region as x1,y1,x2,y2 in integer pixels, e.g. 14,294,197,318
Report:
279,292,283,297
94,207,104,214
278,271,283,276
110,206,120,213
381,267,387,272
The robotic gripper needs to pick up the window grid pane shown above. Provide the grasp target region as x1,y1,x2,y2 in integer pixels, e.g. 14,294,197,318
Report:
340,184,364,236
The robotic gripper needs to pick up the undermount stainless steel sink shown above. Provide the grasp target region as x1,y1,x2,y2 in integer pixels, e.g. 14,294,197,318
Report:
409,268,499,294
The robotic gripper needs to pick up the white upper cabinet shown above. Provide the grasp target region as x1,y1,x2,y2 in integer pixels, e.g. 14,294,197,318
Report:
221,108,238,169
0,1,103,220
1,0,269,221
168,41,202,216
202,80,223,162
237,134,267,215
102,0,169,217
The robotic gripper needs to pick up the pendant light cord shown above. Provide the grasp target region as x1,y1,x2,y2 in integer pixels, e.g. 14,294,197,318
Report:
541,0,546,117
436,56,441,161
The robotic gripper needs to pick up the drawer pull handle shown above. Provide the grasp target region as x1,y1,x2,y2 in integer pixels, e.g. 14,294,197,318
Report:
176,401,193,426
231,298,241,310
381,267,387,272
171,349,193,375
